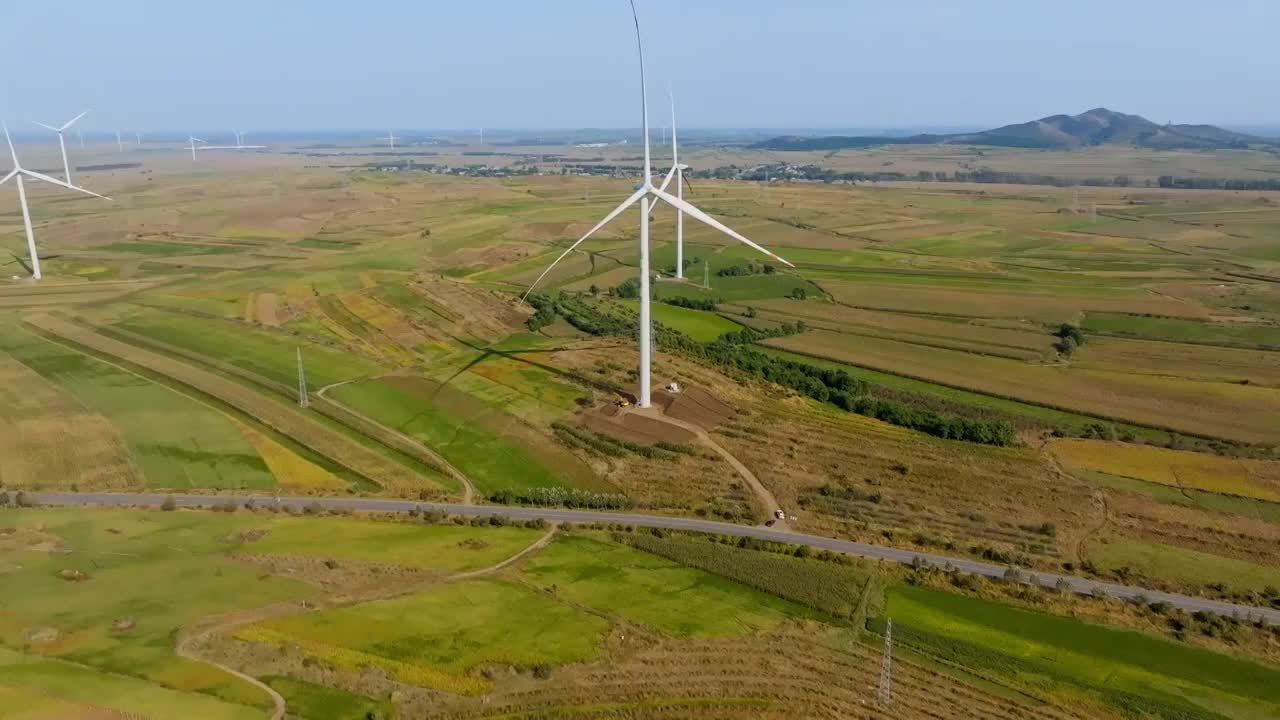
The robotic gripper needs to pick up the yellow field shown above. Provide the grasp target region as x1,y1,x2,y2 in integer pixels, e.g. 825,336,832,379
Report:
1050,438,1280,502
231,421,348,492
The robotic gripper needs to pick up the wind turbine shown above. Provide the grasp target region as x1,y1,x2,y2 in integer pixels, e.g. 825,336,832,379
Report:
521,0,792,408
135,131,142,146
656,90,689,279
187,134,207,161
1,122,111,280
32,109,90,183
115,131,124,153
378,129,399,149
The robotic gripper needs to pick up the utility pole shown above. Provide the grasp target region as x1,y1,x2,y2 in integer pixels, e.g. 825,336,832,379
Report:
878,618,893,706
296,348,309,408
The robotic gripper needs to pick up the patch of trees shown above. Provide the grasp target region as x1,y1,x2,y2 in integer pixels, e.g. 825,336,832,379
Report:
609,278,640,299
1054,323,1086,356
489,486,632,510
717,260,776,277
1159,175,1280,191
552,421,694,461
660,296,718,311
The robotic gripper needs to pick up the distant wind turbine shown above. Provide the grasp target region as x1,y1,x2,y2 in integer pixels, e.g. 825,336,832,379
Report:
32,109,90,183
115,131,124,153
135,131,142,145
656,89,689,279
77,128,84,150
521,0,792,408
1,122,111,280
188,134,207,161
377,129,399,149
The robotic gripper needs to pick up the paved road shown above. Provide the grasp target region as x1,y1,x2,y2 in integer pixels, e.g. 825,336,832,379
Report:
22,491,1279,625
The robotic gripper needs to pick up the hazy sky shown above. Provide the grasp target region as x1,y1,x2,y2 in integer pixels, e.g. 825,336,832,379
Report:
4,1,1276,131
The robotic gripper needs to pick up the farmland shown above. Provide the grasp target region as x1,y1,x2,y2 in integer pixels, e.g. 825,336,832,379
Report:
1,144,1279,718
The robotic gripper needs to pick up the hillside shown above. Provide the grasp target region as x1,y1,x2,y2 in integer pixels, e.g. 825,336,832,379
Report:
754,108,1270,151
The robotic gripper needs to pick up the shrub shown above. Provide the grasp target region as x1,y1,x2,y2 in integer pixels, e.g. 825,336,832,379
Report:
160,495,176,512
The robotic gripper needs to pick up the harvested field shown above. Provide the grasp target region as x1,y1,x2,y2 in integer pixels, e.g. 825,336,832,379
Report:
231,422,348,492
1051,439,1280,502
255,293,280,326
0,354,140,490
26,314,440,495
765,330,1280,443
654,385,736,431
581,410,699,446
1073,336,1280,387
822,280,1214,322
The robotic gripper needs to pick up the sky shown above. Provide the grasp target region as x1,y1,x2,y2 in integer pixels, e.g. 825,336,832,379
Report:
4,0,1278,132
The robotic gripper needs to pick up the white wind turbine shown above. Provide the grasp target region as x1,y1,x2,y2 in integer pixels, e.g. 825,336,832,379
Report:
656,90,689,279
32,110,90,183
377,129,400,149
521,0,792,408
187,134,208,161
115,131,124,153
1,122,111,280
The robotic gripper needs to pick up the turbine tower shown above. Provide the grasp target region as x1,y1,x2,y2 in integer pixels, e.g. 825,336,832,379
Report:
521,0,792,408
1,122,111,280
378,129,399,149
32,110,90,183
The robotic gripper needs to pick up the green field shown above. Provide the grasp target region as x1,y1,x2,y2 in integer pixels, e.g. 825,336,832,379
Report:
0,509,313,715
0,325,277,490
0,649,263,720
263,676,390,720
249,578,608,693
612,300,743,342
1082,312,1280,349
885,584,1280,719
1086,535,1280,593
115,307,381,388
330,375,583,493
1076,469,1280,524
247,516,543,572
520,535,815,636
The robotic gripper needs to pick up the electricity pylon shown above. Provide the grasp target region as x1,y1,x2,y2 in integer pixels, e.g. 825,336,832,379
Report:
296,348,309,408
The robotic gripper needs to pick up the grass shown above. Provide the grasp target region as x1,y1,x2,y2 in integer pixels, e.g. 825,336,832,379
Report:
1082,312,1280,350
1086,535,1280,594
0,323,277,491
1050,439,1280,502
245,578,609,694
650,302,743,342
0,648,263,720
1076,469,1280,523
0,509,313,711
885,584,1280,720
115,307,380,389
330,376,584,494
245,516,543,573
764,329,1280,444
520,535,816,637
756,345,1168,440
262,676,389,720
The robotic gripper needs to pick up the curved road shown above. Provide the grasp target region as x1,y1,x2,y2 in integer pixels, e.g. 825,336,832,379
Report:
22,491,1279,625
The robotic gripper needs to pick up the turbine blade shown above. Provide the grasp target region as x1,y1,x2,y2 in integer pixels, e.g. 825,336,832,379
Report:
0,169,17,185
651,187,794,268
658,165,677,193
20,169,111,200
3,122,19,168
520,187,646,302
61,110,90,131
32,121,60,132
669,86,678,167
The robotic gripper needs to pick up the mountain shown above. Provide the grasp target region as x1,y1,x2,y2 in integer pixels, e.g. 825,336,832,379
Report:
753,109,1269,151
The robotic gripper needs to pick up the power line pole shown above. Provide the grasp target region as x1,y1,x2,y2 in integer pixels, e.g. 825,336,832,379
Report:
296,347,309,408
878,618,893,706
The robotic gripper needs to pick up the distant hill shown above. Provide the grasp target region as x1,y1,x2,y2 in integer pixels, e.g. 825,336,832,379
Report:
753,109,1271,151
